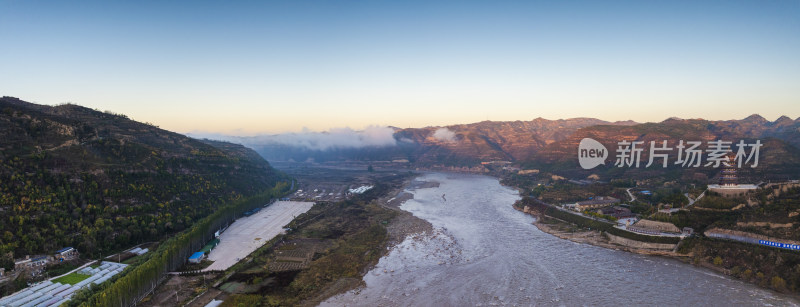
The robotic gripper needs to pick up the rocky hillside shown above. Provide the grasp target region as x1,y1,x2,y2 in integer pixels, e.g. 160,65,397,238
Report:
0,97,288,267
395,118,638,164
252,115,800,176
528,116,800,180
252,118,637,164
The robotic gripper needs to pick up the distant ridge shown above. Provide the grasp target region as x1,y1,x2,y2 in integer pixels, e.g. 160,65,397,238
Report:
248,114,799,171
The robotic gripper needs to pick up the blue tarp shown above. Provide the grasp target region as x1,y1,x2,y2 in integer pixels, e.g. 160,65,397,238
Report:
189,252,205,260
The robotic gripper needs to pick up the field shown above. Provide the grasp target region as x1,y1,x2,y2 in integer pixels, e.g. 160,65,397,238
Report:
138,273,222,307
203,201,314,271
53,272,91,285
122,255,140,265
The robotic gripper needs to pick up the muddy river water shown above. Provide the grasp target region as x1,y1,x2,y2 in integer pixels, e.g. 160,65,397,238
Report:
322,173,798,306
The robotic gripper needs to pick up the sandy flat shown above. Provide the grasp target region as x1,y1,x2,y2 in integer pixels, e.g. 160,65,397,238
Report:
203,201,314,271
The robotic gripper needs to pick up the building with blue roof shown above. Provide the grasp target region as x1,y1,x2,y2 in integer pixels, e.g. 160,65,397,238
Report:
54,247,78,261
188,252,206,264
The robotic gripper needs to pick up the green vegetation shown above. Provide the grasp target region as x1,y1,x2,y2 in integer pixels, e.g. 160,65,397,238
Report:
515,173,800,295
628,201,654,215
180,259,214,272
610,178,635,188
285,224,388,296
518,198,681,244
199,239,220,253
681,237,800,293
637,188,688,207
220,294,262,307
121,256,140,265
0,98,286,270
46,262,81,277
53,272,91,285
501,173,541,192
695,194,743,209
646,209,737,234
67,183,291,307
582,210,618,222
654,186,800,238
733,186,800,241
525,182,624,204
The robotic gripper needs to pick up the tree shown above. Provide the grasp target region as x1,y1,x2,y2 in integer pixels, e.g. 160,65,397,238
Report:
12,275,27,292
742,269,753,279
0,250,14,271
771,276,786,290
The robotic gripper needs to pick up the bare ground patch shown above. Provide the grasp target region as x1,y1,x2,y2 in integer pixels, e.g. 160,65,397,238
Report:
139,273,219,307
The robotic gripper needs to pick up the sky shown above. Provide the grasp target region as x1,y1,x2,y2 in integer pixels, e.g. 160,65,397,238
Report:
1,0,798,135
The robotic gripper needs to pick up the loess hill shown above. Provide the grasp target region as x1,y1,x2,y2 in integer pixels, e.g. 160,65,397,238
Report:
0,96,288,269
526,115,800,180
252,115,800,180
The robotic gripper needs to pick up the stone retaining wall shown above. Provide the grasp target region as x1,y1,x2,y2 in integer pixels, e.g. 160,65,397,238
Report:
735,221,794,228
606,233,678,250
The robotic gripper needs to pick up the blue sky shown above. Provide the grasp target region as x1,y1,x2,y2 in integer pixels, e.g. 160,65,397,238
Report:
1,1,798,134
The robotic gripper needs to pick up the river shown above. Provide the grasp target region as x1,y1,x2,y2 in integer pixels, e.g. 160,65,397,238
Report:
322,173,798,306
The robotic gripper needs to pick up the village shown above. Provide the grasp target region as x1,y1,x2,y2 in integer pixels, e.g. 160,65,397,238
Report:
518,164,800,255
0,245,149,307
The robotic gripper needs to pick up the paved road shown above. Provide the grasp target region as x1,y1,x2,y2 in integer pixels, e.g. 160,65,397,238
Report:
203,201,314,271
685,190,705,207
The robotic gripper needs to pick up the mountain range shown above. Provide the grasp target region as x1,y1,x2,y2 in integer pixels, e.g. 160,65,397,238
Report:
246,115,800,177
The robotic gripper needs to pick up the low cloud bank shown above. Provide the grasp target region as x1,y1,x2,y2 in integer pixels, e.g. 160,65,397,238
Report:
432,128,457,142
189,126,398,151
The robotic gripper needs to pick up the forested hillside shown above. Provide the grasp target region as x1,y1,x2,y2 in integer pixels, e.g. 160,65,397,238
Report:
0,97,288,270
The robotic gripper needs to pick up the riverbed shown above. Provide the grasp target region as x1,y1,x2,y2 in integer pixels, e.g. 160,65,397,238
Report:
322,173,798,306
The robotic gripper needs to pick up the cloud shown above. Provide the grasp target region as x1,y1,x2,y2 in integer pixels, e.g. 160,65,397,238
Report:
189,126,398,151
432,128,457,142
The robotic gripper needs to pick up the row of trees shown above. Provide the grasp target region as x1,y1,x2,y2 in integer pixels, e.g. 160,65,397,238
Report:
518,197,681,244
71,181,289,307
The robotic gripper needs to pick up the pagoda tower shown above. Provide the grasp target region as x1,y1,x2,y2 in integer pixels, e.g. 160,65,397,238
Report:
719,154,738,187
